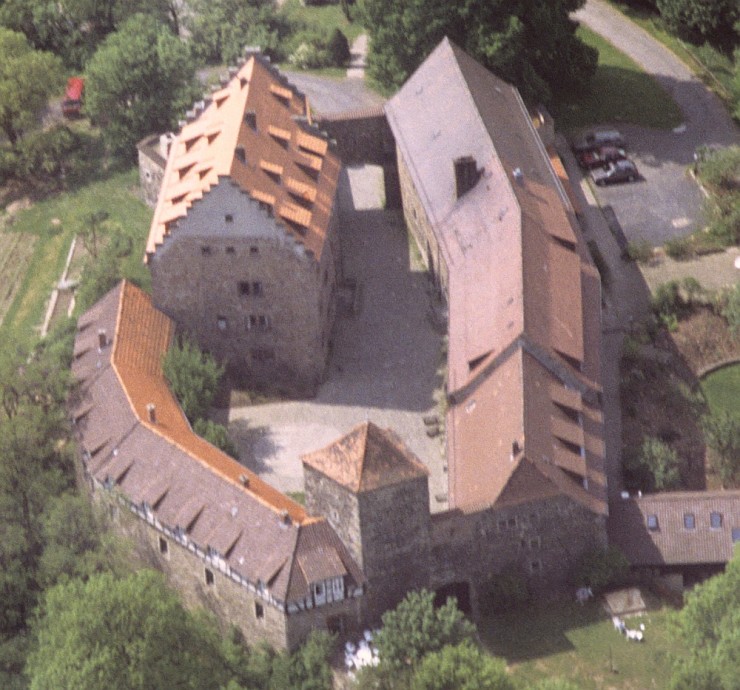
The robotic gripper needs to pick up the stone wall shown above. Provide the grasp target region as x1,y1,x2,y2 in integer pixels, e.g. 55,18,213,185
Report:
137,134,170,208
149,180,339,396
396,148,448,297
430,496,607,615
316,107,395,167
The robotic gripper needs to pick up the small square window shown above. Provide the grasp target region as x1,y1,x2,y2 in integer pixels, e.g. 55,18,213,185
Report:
530,560,542,574
225,213,234,223
258,315,270,330
226,246,235,255
250,246,259,255
710,512,722,529
255,602,264,619
252,281,263,296
159,537,168,555
201,245,212,256
507,517,516,528
217,316,228,332
529,537,541,550
647,514,659,531
733,528,740,544
238,281,250,296
205,568,214,586
684,513,695,530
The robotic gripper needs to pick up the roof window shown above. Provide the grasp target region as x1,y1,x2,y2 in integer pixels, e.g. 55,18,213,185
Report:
647,514,659,531
710,512,722,529
684,513,695,530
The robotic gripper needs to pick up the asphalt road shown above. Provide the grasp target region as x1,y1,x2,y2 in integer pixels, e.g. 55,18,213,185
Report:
574,0,739,245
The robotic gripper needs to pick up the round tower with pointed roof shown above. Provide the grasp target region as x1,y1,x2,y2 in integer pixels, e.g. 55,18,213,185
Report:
302,422,432,623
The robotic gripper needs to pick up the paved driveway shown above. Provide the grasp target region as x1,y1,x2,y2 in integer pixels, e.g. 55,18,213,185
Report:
574,0,739,245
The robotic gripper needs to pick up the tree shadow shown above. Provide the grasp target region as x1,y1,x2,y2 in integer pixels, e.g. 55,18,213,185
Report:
227,419,282,475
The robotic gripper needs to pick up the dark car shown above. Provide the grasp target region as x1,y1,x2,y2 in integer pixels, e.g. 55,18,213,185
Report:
577,146,628,170
572,129,626,153
591,159,639,186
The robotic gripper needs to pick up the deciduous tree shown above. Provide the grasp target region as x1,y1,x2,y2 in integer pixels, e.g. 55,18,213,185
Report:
702,411,740,486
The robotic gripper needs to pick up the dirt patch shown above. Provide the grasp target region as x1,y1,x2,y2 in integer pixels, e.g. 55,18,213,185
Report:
670,309,740,372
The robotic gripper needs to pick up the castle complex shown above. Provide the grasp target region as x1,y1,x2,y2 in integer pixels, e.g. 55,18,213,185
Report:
72,39,739,651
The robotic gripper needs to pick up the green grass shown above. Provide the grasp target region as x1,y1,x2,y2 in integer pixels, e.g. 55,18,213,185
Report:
0,168,152,346
552,26,683,132
701,363,740,415
479,598,679,689
607,1,736,102
279,0,364,43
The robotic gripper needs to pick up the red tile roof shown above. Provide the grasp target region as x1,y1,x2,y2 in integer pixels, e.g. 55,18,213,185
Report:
385,38,606,515
70,281,364,604
146,55,341,261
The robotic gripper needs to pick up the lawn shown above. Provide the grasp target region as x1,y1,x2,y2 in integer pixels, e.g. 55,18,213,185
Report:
701,363,740,416
0,168,152,346
279,0,364,43
552,26,683,132
479,597,679,689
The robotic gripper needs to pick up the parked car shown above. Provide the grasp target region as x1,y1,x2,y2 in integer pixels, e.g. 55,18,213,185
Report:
62,76,84,118
591,159,639,186
577,145,628,169
572,129,626,153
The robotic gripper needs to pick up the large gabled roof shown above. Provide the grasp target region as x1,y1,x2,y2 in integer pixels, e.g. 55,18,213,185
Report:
385,38,605,514
146,54,341,261
70,281,364,605
301,422,429,494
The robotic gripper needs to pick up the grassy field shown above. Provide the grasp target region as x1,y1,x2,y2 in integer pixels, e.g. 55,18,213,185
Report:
552,26,684,132
479,597,679,689
279,0,364,43
607,1,736,103
701,363,740,415
0,169,152,346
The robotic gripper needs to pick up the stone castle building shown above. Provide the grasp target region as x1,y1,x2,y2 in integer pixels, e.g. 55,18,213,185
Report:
74,39,739,652
143,51,342,395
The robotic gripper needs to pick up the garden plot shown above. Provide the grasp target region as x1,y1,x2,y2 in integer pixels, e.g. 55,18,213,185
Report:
0,231,37,327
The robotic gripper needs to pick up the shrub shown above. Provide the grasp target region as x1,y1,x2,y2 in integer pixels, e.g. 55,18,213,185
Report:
480,571,530,613
652,280,685,320
193,419,238,459
626,239,653,263
664,235,693,260
288,41,328,69
573,546,630,592
721,283,740,333
638,436,683,490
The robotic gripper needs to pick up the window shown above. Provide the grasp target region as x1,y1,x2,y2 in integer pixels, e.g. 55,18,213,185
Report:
710,512,722,529
733,528,740,544
205,568,214,586
252,281,263,297
258,315,270,330
684,513,696,530
529,536,541,550
507,517,516,528
250,246,259,255
158,537,168,555
201,245,212,256
314,582,325,598
529,560,542,574
251,348,275,362
226,246,235,255
238,281,250,296
217,316,228,332
647,514,659,531
225,213,234,223
255,602,264,619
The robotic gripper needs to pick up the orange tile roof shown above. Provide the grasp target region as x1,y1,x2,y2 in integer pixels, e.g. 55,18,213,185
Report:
146,55,340,262
302,422,429,494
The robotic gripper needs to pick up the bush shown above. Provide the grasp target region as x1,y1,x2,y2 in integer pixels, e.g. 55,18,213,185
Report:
652,280,687,321
573,546,630,592
637,436,683,490
721,283,740,333
626,239,654,263
480,570,530,613
664,235,693,260
289,41,329,69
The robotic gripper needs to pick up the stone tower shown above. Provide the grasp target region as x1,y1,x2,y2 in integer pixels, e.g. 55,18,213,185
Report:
302,422,432,623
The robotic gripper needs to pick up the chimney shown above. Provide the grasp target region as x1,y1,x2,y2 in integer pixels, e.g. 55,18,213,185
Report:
239,474,250,487
244,110,256,131
146,403,156,424
513,167,524,184
280,509,291,526
97,329,107,350
454,156,480,198
244,46,262,60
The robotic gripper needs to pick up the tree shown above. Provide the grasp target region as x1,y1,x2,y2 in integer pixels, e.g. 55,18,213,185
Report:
0,28,62,146
359,0,597,102
656,0,739,45
670,551,740,690
327,28,351,66
193,418,239,458
268,631,334,690
162,337,224,423
374,590,476,672
573,545,630,592
410,641,514,690
636,437,682,490
85,14,198,159
26,570,231,690
702,411,740,486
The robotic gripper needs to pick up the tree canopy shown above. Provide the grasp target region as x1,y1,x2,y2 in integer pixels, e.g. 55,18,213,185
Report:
670,551,740,689
0,28,62,146
359,0,597,102
656,0,738,46
85,14,198,159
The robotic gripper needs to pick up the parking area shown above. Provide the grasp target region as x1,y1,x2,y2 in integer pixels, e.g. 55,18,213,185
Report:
226,165,450,510
580,124,706,246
